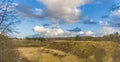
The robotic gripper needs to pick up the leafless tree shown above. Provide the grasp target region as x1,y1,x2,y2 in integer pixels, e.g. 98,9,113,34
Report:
0,0,20,35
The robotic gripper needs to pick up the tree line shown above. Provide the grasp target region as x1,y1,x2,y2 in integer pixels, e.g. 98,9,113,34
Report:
25,32,120,43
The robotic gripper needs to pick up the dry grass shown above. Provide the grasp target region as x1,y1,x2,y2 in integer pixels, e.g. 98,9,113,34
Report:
46,41,120,62
18,47,80,62
1,36,120,62
0,34,30,62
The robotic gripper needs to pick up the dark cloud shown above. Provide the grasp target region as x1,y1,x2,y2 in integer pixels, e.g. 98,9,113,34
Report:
101,15,109,18
17,4,45,20
68,27,81,32
43,24,50,26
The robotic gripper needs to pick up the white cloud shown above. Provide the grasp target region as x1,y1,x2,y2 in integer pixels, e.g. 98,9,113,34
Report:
110,9,120,27
35,8,43,12
99,9,120,36
85,31,95,36
63,31,85,37
35,8,43,15
103,27,115,34
37,0,91,23
102,26,120,35
110,9,120,17
99,21,103,24
34,26,64,37
12,3,19,6
79,31,84,34
99,21,120,36
34,25,95,37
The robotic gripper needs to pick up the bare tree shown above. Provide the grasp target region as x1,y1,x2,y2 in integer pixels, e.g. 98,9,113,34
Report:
0,0,20,35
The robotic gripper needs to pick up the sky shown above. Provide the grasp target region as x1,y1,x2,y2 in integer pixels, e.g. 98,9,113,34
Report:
8,0,120,38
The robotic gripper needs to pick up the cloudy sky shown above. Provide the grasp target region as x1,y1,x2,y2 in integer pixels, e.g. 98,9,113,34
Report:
11,0,120,38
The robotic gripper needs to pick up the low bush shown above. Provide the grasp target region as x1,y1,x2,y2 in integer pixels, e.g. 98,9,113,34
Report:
0,34,30,62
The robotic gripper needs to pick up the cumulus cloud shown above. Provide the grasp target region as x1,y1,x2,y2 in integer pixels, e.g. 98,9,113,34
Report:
33,25,95,37
99,23,120,36
99,5,120,36
14,0,91,24
102,26,120,35
37,0,91,23
79,31,84,34
34,26,64,37
85,31,95,36
99,21,120,36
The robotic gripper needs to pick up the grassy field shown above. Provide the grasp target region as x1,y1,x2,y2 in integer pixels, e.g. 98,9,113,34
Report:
13,40,120,62
46,41,120,62
18,47,80,62
0,35,120,62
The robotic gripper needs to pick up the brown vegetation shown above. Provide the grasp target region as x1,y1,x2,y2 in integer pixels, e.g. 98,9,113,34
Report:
0,34,31,62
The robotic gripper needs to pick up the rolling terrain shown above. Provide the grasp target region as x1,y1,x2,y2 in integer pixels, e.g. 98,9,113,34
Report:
0,34,120,62
15,40,120,62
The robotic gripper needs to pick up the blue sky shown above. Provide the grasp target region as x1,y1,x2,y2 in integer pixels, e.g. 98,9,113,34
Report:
13,0,120,38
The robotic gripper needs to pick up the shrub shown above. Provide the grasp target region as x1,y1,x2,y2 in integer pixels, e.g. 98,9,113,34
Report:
0,34,30,62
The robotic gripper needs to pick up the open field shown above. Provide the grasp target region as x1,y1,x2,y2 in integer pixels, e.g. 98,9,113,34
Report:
12,40,120,62
0,35,120,62
0,0,120,62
